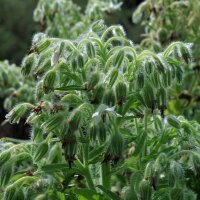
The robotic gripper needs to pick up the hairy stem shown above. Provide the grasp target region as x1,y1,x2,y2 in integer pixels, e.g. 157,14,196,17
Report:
101,162,111,190
83,142,96,191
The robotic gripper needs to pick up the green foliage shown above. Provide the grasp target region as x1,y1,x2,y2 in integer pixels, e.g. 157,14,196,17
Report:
0,61,35,111
133,0,200,122
0,0,200,199
1,18,199,199
34,0,122,38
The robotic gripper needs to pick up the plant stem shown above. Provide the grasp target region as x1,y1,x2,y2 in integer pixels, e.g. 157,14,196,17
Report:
101,162,111,190
84,167,96,191
83,142,96,191
83,143,89,167
144,109,148,131
144,109,149,156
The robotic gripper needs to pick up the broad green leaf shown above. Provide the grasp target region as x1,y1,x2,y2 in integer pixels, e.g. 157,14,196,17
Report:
97,185,122,200
74,188,100,200
54,85,83,91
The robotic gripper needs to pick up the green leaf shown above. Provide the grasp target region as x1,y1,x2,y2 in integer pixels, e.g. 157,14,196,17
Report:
89,145,105,164
54,85,83,91
62,71,82,85
133,131,147,156
74,188,100,200
40,164,68,173
97,185,122,200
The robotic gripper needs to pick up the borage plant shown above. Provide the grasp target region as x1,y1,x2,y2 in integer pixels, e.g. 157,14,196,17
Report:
1,21,200,200
34,0,122,38
0,60,35,112
133,0,200,121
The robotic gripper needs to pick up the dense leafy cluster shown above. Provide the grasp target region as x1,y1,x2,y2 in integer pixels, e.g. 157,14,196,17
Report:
0,61,34,111
0,20,199,199
34,0,122,38
0,0,200,200
133,0,200,121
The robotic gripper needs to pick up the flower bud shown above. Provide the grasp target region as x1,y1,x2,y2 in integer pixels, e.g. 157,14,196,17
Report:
12,152,32,163
89,123,98,141
152,42,161,52
145,60,154,74
110,131,124,158
175,66,183,84
113,50,124,68
48,143,63,163
86,42,95,58
31,126,42,142
154,115,163,131
21,53,36,76
162,70,172,87
109,68,118,87
169,161,184,181
156,59,165,74
61,94,82,107
103,89,116,106
77,54,84,68
71,57,78,71
34,141,48,162
42,114,64,132
35,39,51,53
180,45,191,64
139,180,152,200
43,69,56,93
62,133,77,167
35,81,44,100
6,103,33,124
142,83,155,111
132,2,146,24
144,162,154,179
35,58,51,76
58,41,65,55
68,109,82,131
150,72,161,88
167,115,181,129
122,187,137,200
91,20,105,33
181,121,194,134
92,83,105,104
88,71,100,89
98,121,107,142
136,72,144,89
115,81,127,104
156,87,167,110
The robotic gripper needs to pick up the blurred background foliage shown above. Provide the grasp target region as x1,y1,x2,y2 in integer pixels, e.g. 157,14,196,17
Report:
0,0,38,64
0,0,143,65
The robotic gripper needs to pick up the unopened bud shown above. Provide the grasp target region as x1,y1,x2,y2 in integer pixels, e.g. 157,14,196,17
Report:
115,81,127,104
35,39,51,53
86,42,95,58
103,89,116,106
167,115,181,129
21,53,36,76
43,70,56,93
88,71,100,89
34,141,48,162
113,50,124,68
